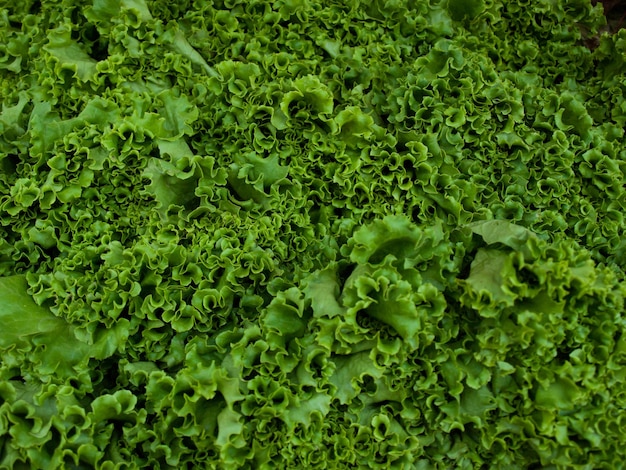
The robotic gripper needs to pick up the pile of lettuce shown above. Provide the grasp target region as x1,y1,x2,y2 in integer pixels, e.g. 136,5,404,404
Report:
1,0,626,467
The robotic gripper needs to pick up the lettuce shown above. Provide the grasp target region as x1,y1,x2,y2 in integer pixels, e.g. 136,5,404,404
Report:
1,0,626,467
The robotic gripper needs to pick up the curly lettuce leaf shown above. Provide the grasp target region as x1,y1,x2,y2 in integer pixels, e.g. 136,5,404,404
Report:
0,275,93,379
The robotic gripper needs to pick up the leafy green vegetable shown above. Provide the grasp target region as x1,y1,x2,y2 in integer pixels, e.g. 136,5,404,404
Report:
1,0,626,467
